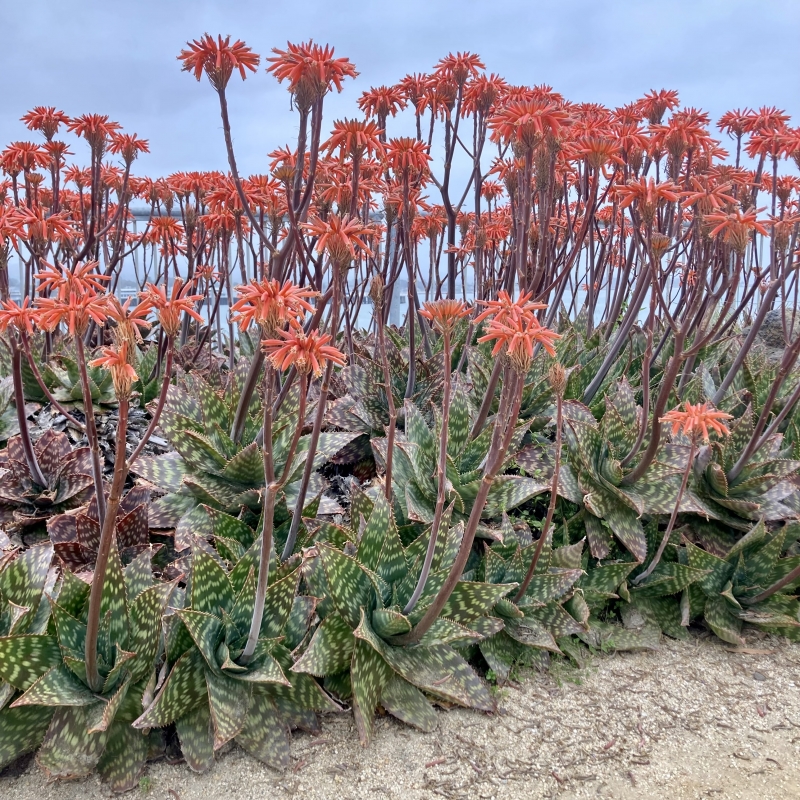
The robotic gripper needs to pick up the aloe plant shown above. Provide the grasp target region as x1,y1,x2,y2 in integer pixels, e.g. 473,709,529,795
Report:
0,430,95,528
294,492,513,744
133,375,356,550
0,540,173,789
134,518,336,771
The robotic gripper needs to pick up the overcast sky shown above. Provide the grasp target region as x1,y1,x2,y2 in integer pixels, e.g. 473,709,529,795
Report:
1,0,798,178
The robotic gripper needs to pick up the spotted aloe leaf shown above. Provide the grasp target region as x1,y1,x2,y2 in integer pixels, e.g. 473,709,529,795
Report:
95,719,150,792
175,703,214,773
291,612,355,677
703,594,744,645
12,662,96,707
36,705,108,779
133,452,187,493
318,544,378,629
0,635,61,690
133,649,208,729
379,673,437,733
632,563,710,599
0,705,53,770
206,670,251,749
350,637,393,746
235,693,290,770
440,581,517,623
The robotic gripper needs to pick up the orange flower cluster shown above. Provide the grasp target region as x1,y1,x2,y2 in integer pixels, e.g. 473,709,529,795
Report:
661,402,733,442
231,279,317,335
476,291,559,374
262,329,345,376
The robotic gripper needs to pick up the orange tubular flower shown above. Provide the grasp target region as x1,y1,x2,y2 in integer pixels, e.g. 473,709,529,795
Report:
324,119,384,161
108,133,150,165
0,298,40,336
66,114,122,152
138,279,203,338
0,142,50,174
489,100,571,151
434,51,485,86
21,107,70,141
231,278,317,334
474,289,547,326
616,177,681,226
35,261,110,300
478,314,561,373
266,41,357,105
302,214,373,266
384,137,431,179
703,207,770,254
419,299,471,334
178,34,260,90
106,295,152,346
661,402,732,442
90,341,138,398
36,291,109,337
637,89,680,124
358,85,407,123
262,329,345,376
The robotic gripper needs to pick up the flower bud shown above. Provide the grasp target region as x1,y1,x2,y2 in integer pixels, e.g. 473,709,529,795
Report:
548,362,567,396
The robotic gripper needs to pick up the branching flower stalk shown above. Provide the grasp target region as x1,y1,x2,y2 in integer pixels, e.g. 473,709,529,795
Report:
403,299,468,614
83,342,138,691
513,362,565,602
634,402,732,583
370,274,397,502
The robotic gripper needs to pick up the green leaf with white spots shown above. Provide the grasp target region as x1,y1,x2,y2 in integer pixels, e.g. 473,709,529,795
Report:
189,547,234,617
291,612,355,677
318,544,377,629
350,637,393,746
0,634,60,690
0,705,53,770
440,582,517,623
13,664,96,707
703,595,744,645
380,673,437,732
175,702,214,773
206,670,251,749
134,649,208,728
236,693,291,770
177,610,223,669
96,719,149,792
36,705,108,779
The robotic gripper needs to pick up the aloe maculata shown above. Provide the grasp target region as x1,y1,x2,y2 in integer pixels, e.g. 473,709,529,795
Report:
47,486,151,573
0,544,57,770
294,491,513,744
0,429,95,528
132,374,356,551
374,381,547,529
327,329,444,439
134,519,336,771
625,519,800,646
0,541,174,790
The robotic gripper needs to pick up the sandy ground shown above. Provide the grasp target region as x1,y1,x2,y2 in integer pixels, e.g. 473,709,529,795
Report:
2,632,800,800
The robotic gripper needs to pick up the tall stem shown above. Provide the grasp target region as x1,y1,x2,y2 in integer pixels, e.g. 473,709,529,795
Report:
75,335,106,525
403,329,452,614
513,388,562,602
395,369,522,644
128,337,174,467
10,338,46,487
85,396,128,691
633,438,696,583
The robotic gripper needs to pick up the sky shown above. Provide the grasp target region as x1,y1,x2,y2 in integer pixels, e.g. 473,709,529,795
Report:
1,0,798,179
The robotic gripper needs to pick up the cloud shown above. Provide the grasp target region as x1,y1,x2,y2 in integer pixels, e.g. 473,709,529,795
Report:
0,0,797,177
